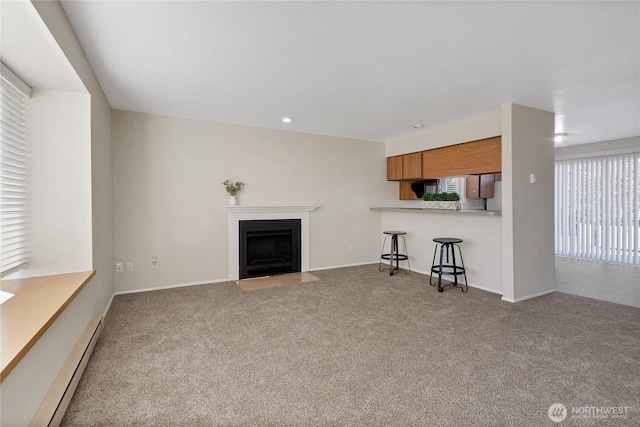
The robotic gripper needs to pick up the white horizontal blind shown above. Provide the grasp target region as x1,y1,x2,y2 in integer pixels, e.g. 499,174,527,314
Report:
555,153,639,265
443,177,461,194
0,75,30,277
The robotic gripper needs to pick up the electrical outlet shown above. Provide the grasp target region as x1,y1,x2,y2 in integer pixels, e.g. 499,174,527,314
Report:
126,262,134,272
151,257,158,268
349,243,354,252
115,263,123,273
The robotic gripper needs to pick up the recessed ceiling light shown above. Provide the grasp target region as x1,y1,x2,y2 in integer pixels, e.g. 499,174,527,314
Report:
554,132,568,143
413,124,424,129
282,116,292,123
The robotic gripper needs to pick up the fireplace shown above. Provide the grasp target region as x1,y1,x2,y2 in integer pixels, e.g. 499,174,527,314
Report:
239,219,301,279
226,205,319,280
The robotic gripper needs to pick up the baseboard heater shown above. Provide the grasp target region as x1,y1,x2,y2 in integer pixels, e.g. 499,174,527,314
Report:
30,314,103,427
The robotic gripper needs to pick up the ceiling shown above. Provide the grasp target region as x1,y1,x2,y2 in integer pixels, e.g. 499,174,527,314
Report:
60,1,639,146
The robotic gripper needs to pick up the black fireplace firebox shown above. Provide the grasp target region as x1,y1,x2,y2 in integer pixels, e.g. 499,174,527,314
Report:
239,219,301,279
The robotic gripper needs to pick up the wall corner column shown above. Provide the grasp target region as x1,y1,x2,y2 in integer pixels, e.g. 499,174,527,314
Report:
501,103,556,302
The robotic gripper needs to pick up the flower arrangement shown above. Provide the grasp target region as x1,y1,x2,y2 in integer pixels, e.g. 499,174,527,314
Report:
222,179,244,196
422,192,460,201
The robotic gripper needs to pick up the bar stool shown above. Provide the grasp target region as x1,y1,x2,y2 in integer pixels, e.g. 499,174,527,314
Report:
430,238,468,293
379,231,410,276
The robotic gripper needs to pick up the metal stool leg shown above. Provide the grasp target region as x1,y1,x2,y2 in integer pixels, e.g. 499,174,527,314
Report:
378,235,388,272
437,244,445,292
390,234,397,276
450,243,458,287
400,236,410,274
430,243,439,286
455,244,469,293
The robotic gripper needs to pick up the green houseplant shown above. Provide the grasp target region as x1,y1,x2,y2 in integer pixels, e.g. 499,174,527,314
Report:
421,192,461,210
222,179,244,205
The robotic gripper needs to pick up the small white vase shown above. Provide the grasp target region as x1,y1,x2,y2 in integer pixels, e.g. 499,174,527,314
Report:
229,195,237,206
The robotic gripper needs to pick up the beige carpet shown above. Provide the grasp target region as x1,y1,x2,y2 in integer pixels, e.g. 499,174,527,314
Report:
62,265,640,426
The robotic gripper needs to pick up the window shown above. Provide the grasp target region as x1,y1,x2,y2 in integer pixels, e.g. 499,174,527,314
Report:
1,64,31,277
442,177,461,194
555,153,639,265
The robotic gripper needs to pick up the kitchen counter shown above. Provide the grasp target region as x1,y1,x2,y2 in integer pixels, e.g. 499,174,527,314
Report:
371,207,501,216
376,206,503,294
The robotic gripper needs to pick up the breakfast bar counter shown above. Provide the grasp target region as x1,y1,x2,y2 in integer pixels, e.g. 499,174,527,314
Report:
374,206,503,295
371,207,501,216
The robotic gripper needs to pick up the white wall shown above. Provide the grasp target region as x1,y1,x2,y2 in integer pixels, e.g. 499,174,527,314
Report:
0,1,113,425
381,212,502,294
383,112,505,293
17,88,93,277
385,105,556,299
385,110,501,157
113,110,396,292
501,103,555,302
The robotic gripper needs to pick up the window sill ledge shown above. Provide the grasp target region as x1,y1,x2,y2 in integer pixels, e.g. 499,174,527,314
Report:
0,270,95,383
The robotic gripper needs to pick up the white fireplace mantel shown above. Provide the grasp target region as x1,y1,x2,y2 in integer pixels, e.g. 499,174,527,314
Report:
226,205,320,280
225,205,320,214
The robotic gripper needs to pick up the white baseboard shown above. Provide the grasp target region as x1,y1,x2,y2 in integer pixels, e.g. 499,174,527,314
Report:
410,267,503,295
113,278,230,297
103,293,115,318
309,261,378,272
502,288,555,303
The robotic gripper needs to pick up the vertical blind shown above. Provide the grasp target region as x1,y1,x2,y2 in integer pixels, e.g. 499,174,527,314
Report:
0,72,30,277
555,153,640,265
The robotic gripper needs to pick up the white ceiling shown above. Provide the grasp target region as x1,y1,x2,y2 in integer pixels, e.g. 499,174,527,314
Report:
60,1,639,146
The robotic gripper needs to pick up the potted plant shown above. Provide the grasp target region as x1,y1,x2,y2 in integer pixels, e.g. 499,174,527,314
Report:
222,179,244,205
422,192,461,210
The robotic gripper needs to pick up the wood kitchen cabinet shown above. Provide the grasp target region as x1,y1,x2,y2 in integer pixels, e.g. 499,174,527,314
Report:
387,156,403,181
422,136,501,178
399,181,418,200
402,152,422,179
466,174,496,199
387,152,422,181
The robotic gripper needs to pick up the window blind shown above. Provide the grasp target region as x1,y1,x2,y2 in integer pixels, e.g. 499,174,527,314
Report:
443,177,461,194
1,70,30,277
555,153,639,265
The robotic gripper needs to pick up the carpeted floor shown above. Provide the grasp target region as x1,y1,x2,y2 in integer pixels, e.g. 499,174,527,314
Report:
61,265,640,426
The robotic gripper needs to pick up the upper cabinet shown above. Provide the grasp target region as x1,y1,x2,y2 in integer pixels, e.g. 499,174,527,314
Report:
386,152,422,181
466,173,496,199
402,152,422,180
386,136,502,190
422,136,501,178
387,156,403,181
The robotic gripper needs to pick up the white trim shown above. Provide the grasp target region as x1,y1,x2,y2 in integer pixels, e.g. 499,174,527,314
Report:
102,293,115,318
411,267,503,295
0,262,29,280
0,62,32,97
113,278,229,296
309,261,379,271
227,205,320,280
225,204,320,213
501,288,555,303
